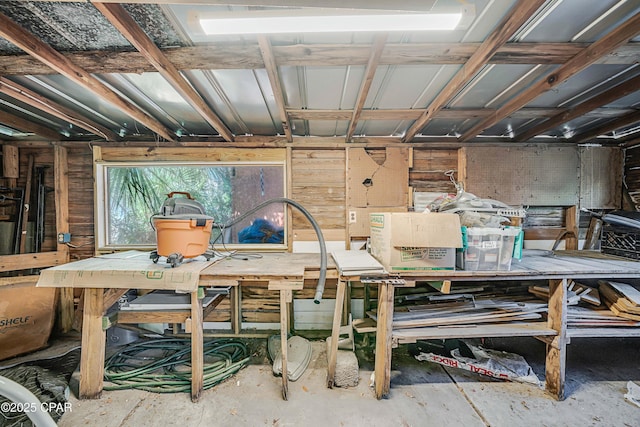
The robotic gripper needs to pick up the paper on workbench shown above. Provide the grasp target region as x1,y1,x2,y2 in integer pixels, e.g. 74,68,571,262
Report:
331,250,386,276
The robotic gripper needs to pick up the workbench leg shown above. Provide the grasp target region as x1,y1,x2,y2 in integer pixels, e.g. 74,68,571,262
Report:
545,278,567,400
280,289,291,400
79,288,105,399
374,282,395,399
327,279,347,388
191,290,204,402
231,285,241,335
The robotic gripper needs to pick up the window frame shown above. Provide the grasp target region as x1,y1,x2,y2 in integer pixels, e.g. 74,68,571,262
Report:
94,147,289,253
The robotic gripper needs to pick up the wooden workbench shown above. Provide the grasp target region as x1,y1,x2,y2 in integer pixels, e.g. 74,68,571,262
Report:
37,251,337,401
360,250,640,400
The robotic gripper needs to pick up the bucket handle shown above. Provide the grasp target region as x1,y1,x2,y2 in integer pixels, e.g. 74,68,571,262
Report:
190,218,208,228
166,191,193,199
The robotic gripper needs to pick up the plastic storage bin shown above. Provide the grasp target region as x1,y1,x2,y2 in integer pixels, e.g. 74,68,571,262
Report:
460,227,520,271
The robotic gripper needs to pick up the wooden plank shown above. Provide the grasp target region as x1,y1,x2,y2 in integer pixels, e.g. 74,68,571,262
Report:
0,251,65,272
116,310,191,324
2,145,19,178
279,289,289,400
79,288,105,399
0,275,39,288
394,322,555,343
99,146,286,162
565,206,578,250
0,110,61,140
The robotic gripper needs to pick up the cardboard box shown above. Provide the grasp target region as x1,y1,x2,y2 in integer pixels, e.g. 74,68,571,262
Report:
0,285,56,361
369,212,463,272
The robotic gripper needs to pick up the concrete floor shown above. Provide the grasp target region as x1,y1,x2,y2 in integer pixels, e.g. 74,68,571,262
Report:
40,335,639,427
3,334,639,427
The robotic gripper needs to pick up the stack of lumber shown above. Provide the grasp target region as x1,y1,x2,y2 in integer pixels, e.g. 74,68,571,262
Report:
567,305,640,327
528,280,601,306
368,295,547,329
599,280,640,321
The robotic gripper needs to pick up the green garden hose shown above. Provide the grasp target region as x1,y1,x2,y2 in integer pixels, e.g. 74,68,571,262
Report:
103,338,250,393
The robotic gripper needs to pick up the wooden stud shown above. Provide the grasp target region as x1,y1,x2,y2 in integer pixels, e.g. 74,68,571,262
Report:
564,206,578,251
2,145,19,179
18,155,33,254
280,288,289,400
55,145,74,332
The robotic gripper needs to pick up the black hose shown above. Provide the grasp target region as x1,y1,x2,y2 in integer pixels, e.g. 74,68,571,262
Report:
221,197,327,304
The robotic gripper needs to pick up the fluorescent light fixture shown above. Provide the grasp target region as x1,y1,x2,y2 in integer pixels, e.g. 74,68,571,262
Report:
198,9,468,35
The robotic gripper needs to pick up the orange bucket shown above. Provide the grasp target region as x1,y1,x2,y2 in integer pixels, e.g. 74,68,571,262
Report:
152,214,213,258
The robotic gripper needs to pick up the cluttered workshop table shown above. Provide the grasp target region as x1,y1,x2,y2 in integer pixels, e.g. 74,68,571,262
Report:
353,250,640,401
36,251,337,402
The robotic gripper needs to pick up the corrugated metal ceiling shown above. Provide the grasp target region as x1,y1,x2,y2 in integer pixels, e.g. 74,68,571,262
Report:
0,0,638,145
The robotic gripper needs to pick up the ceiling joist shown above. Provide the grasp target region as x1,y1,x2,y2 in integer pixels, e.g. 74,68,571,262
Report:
0,110,61,141
402,0,548,143
93,2,234,142
461,12,640,142
0,42,637,77
0,77,119,141
0,11,177,142
516,74,640,142
346,33,387,142
257,35,292,142
573,110,640,143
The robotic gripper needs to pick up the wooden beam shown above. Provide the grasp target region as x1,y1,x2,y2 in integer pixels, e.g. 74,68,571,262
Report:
403,0,548,143
2,144,19,178
92,2,233,142
288,107,577,121
257,35,292,142
1,42,638,76
572,109,640,143
0,251,66,272
0,110,61,140
461,12,640,142
346,34,387,142
0,77,119,141
516,74,640,141
55,145,73,333
0,11,176,142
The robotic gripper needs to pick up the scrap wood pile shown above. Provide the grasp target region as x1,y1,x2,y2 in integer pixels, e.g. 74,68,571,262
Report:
527,279,640,327
366,283,548,330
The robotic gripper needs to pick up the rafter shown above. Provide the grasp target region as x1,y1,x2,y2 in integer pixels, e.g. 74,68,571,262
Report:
516,74,640,142
402,0,548,143
0,43,637,77
346,34,387,142
0,110,61,140
257,35,292,142
93,2,234,142
0,77,119,141
572,110,640,143
0,11,176,142
461,12,640,142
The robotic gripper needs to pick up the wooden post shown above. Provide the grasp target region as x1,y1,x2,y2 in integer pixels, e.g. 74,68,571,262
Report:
79,288,105,399
54,145,73,332
565,206,578,250
545,278,567,400
279,288,291,400
374,282,395,399
230,284,241,335
190,289,204,402
326,278,347,388
2,145,18,188
18,155,34,253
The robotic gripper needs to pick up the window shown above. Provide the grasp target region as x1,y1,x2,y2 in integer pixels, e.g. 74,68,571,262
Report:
95,148,287,252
